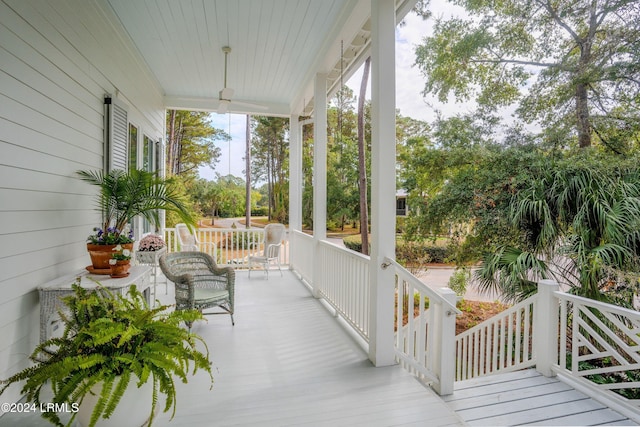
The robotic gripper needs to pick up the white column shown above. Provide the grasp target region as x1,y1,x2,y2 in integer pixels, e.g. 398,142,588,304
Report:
368,0,396,367
312,73,328,297
535,279,560,377
289,114,302,233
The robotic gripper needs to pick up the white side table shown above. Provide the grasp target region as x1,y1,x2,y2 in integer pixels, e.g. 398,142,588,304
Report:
38,266,152,342
136,247,167,298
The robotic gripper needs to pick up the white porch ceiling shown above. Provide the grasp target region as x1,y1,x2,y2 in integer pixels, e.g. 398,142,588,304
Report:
105,0,416,117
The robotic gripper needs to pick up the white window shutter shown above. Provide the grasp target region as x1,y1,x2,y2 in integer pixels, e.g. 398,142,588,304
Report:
104,96,129,172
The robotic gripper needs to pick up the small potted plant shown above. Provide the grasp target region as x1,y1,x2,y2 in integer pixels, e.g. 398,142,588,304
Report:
0,283,213,427
137,234,166,252
109,244,132,278
77,169,195,273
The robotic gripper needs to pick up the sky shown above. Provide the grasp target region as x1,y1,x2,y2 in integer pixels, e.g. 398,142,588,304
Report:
199,1,469,181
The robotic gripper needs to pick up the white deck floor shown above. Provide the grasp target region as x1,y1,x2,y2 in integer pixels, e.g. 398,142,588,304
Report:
150,270,465,426
444,369,638,426
1,269,464,427
4,267,638,426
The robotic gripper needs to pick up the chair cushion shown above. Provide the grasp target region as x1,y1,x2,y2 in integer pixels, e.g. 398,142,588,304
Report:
194,287,229,304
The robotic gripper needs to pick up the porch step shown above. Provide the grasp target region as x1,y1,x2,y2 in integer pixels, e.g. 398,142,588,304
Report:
443,369,638,426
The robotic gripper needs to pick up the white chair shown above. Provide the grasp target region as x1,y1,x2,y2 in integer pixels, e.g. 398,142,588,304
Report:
248,223,286,279
175,223,216,256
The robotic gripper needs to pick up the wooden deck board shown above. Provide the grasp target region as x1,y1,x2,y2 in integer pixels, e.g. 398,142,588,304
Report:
449,369,639,426
150,270,466,427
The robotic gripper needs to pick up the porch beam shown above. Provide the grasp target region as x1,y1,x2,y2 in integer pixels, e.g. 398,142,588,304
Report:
312,73,328,297
368,0,396,367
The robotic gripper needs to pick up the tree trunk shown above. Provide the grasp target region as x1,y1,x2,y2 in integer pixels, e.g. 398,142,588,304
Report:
245,115,252,229
575,82,591,148
167,110,176,175
357,57,371,255
575,40,593,148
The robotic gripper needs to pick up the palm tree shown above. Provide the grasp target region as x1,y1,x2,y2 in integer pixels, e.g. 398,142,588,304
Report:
478,161,640,305
77,168,195,238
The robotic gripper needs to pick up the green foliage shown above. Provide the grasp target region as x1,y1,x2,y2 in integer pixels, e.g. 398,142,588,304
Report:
343,234,453,265
77,169,196,237
414,0,640,148
448,267,471,297
0,284,213,427
251,116,289,223
566,354,640,400
166,110,226,177
479,149,640,303
343,234,365,253
401,137,549,264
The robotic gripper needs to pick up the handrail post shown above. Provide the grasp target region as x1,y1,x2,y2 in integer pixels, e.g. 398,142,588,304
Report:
535,279,560,377
434,288,457,395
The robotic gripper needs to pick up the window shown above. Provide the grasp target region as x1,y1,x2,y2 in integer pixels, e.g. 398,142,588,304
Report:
129,124,138,170
143,135,154,172
142,135,159,233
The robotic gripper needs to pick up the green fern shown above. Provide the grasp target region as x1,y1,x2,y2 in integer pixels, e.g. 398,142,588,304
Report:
0,283,213,427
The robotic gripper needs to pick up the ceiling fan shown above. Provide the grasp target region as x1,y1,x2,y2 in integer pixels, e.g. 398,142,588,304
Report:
217,46,267,114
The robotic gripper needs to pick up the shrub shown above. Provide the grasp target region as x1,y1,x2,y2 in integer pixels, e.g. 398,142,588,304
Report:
448,267,471,296
343,235,454,264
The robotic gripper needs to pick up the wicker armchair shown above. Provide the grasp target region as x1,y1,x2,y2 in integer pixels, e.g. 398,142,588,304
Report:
159,251,235,325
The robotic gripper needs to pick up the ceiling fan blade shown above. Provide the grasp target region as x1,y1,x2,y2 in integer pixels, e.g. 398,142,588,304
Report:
217,99,230,114
230,100,269,111
219,87,234,100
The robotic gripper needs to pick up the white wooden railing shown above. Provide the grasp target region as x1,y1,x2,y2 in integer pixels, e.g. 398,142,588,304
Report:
316,240,371,341
164,227,289,269
450,279,640,421
289,230,314,285
555,291,640,417
390,258,460,395
455,294,537,381
286,238,463,395
161,227,640,410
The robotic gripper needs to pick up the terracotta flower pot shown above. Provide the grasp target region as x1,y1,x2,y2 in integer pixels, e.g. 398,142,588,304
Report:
87,243,134,274
109,260,131,278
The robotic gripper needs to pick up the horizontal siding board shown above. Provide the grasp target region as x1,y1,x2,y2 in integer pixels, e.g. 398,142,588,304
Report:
0,71,102,142
0,1,106,99
0,242,87,285
0,226,91,260
0,290,38,333
0,312,38,354
0,118,102,167
0,165,93,193
0,95,103,165
0,41,102,125
0,210,94,236
0,189,92,212
0,139,97,176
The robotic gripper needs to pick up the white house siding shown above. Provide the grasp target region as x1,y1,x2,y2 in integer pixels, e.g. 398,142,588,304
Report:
0,0,164,407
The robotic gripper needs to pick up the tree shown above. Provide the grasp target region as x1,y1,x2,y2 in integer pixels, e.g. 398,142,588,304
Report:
358,57,371,255
478,150,640,305
251,116,289,222
328,87,360,231
414,0,640,148
166,110,226,177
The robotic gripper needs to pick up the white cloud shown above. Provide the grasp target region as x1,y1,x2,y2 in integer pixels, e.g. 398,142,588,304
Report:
198,113,248,181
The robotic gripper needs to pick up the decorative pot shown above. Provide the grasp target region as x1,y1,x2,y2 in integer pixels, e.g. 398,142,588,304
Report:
109,260,131,278
87,243,134,274
77,377,153,427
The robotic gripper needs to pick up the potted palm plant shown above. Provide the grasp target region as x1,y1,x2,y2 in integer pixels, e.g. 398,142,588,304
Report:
0,283,213,427
77,169,194,273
